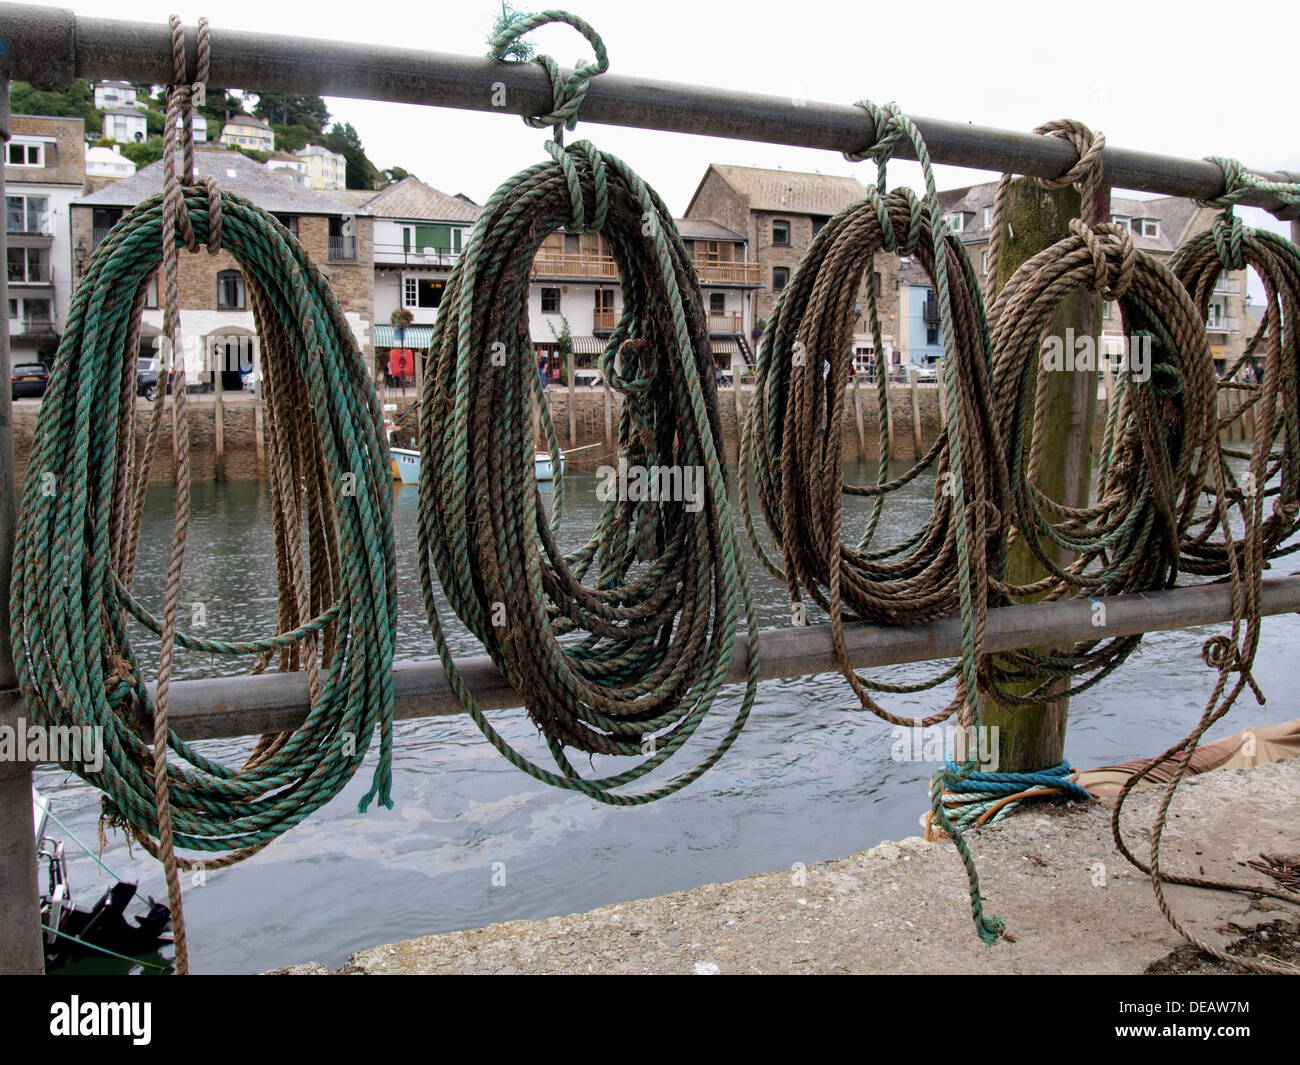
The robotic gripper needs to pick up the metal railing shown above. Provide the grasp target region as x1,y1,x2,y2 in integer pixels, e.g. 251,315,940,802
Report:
1206,316,1241,333
327,234,357,261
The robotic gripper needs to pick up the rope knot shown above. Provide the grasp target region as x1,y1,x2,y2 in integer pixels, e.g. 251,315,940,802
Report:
1209,210,1246,273
843,100,906,169
602,338,657,396
1034,119,1105,214
1200,633,1236,670
488,10,610,145
1070,218,1136,301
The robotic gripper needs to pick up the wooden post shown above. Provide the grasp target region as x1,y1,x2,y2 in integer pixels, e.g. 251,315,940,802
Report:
252,340,266,481
414,348,424,438
602,374,612,454
852,373,867,461
980,178,1104,773
213,357,225,483
885,374,896,456
909,368,922,460
937,358,947,429
732,375,744,465
0,76,44,974
566,348,577,449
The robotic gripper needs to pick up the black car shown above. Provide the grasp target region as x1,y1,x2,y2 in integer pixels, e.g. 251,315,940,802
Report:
136,355,173,401
11,362,49,400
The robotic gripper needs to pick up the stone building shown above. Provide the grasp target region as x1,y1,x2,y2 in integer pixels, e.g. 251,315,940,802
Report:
71,146,374,387
683,163,900,373
5,114,85,365
934,182,1252,371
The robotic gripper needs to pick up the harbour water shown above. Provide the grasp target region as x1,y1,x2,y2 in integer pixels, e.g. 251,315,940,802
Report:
33,460,1298,973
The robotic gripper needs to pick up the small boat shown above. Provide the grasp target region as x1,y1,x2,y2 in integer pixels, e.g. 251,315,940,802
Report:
35,786,172,970
388,440,567,486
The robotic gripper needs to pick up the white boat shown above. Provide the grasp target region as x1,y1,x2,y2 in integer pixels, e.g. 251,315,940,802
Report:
389,445,563,486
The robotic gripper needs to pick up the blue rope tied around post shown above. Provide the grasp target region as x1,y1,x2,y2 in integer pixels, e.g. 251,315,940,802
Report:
927,761,1091,837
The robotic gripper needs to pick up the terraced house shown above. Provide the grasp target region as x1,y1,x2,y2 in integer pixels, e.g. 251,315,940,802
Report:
933,182,1252,372
5,114,84,366
71,146,374,387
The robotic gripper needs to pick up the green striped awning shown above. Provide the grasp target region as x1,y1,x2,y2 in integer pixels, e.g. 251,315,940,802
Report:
375,324,435,348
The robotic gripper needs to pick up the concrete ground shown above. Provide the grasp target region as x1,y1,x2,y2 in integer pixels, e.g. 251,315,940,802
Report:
274,759,1300,975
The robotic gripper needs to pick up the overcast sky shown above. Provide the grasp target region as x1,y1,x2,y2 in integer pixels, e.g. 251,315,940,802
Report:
57,0,1299,258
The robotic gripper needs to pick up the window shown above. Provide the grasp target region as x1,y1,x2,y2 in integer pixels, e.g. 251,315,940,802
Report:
1102,301,1111,319
811,215,829,236
1207,302,1223,328
7,299,16,319
540,287,561,313
926,323,939,345
274,214,299,238
402,277,445,309
403,224,463,256
217,270,246,310
772,267,789,291
91,206,123,247
1111,215,1130,231
6,141,43,167
709,293,726,316
595,290,615,314
943,212,964,233
772,220,790,246
21,297,51,324
1140,218,1159,238
328,216,356,260
143,273,159,309
983,207,994,229
7,247,46,283
982,251,990,273
6,194,49,234
871,272,882,297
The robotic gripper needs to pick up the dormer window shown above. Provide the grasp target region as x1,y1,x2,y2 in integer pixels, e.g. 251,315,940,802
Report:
5,141,43,168
943,212,964,233
1140,218,1159,238
1111,215,1131,231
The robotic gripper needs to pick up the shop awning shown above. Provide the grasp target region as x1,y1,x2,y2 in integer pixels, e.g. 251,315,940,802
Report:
375,324,435,348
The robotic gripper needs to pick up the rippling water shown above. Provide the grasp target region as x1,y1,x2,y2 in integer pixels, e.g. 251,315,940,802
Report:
33,459,1298,973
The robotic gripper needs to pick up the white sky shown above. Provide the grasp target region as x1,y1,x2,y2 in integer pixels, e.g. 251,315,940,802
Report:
53,0,1300,262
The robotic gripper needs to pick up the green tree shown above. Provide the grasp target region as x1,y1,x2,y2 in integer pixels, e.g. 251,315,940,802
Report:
384,166,419,184
121,137,164,168
8,78,101,134
254,93,330,133
271,124,314,153
324,121,383,190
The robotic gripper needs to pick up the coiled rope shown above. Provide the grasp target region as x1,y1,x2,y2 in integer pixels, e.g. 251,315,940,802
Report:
414,11,758,802
12,16,397,974
742,100,1010,942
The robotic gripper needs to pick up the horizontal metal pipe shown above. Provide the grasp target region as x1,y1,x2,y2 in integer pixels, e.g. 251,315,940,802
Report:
3,575,1296,757
1,4,1298,218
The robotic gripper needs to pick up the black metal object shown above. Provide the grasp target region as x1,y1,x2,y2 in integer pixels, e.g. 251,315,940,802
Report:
1,4,1298,217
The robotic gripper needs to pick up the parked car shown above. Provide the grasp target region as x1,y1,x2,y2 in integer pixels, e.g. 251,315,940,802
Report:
11,362,49,400
136,356,173,401
913,364,939,383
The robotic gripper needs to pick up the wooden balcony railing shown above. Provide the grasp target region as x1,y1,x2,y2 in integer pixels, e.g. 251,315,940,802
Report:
532,254,619,280
593,309,617,331
692,259,761,285
706,312,744,333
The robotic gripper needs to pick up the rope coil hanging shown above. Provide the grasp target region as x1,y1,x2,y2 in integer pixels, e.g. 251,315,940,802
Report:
11,16,397,974
742,100,1010,942
414,11,758,802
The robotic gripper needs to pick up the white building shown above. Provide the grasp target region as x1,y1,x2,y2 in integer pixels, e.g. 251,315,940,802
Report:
5,115,86,362
102,106,148,145
93,80,139,111
84,144,138,181
295,144,347,190
266,150,308,186
220,116,275,153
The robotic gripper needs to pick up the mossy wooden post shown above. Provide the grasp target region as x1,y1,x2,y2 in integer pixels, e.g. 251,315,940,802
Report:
980,178,1105,773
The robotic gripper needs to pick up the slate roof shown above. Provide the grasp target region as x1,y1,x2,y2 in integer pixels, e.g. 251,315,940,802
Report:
75,147,357,214
674,217,745,241
696,164,869,216
356,177,481,223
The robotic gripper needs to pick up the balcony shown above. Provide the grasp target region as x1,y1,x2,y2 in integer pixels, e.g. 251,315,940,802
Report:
532,253,618,280
1206,316,1240,334
693,259,761,285
6,212,54,239
706,312,744,334
593,309,617,332
1212,278,1242,295
11,316,56,336
922,298,939,323
328,235,357,261
373,242,458,267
